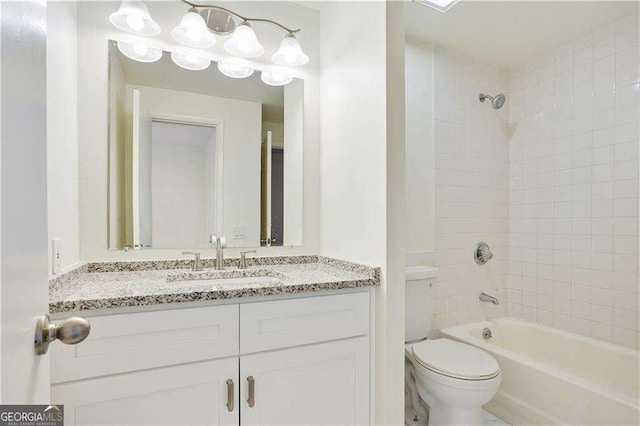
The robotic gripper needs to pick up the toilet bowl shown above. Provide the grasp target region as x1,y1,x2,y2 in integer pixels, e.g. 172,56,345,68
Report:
404,266,501,425
406,339,501,426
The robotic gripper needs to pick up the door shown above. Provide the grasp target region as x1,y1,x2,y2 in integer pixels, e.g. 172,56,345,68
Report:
0,0,51,403
240,337,370,426
52,358,239,426
260,131,272,246
270,148,284,246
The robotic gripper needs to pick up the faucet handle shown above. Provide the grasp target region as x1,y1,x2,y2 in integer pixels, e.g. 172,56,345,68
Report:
218,236,227,249
181,251,202,271
182,251,201,258
239,250,257,269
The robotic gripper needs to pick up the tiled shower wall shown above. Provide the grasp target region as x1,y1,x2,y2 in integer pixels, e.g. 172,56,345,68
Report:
417,46,511,331
507,15,640,348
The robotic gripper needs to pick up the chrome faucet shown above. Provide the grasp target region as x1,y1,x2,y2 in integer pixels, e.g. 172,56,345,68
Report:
479,292,499,305
210,234,227,270
182,251,202,271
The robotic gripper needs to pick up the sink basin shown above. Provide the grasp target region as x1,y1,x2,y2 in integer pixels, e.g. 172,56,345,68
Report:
166,268,283,284
170,276,282,287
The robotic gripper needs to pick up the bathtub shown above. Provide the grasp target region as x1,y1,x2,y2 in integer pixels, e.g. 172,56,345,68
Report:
441,317,639,426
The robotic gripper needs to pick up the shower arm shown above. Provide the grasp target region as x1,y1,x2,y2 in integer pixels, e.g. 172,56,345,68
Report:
479,93,493,102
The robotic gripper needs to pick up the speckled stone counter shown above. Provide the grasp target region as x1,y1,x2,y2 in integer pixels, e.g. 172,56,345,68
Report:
49,256,380,313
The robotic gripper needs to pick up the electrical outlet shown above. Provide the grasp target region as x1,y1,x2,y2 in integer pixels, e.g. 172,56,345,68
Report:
52,239,61,274
233,226,246,240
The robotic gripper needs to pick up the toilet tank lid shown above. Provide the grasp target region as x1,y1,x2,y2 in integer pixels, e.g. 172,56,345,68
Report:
405,265,439,281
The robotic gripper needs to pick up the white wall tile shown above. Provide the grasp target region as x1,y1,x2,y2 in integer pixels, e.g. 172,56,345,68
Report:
507,14,639,348
423,15,638,348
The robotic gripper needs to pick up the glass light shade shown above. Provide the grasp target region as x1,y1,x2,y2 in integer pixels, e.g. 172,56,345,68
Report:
170,51,211,71
109,1,160,36
217,60,254,79
117,40,162,62
224,22,264,58
271,34,309,66
261,69,293,86
171,9,216,48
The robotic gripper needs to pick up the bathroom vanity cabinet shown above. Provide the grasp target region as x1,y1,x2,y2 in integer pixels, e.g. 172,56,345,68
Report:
51,291,371,425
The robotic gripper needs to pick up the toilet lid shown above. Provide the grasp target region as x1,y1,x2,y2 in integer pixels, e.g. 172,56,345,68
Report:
412,339,500,380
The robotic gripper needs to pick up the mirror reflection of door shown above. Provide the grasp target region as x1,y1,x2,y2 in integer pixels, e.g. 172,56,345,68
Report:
134,119,217,249
271,147,284,247
261,130,284,247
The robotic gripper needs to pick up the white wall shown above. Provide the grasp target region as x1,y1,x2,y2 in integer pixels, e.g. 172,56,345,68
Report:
108,50,127,249
284,79,304,246
76,1,320,261
507,14,639,349
47,0,80,274
405,38,435,253
317,2,405,424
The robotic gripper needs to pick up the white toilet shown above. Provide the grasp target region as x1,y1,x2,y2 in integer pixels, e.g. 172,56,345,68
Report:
405,266,501,426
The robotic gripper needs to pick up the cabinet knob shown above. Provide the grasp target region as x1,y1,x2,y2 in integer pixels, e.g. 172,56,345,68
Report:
247,376,255,408
34,314,91,355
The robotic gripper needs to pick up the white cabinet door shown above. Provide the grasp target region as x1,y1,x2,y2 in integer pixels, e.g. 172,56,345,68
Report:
240,337,370,426
52,358,239,426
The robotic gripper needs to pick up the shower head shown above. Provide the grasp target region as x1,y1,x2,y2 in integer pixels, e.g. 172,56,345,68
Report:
479,93,506,109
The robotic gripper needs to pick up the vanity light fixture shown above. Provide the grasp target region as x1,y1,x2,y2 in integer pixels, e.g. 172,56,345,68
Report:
217,60,254,79
109,1,308,85
109,0,160,36
117,39,162,63
171,8,216,48
170,51,211,71
261,68,293,86
224,21,264,59
180,0,309,66
272,33,309,66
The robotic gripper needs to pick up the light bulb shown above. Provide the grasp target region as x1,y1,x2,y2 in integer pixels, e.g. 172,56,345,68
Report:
261,68,293,86
171,9,215,48
117,40,162,63
217,60,254,79
272,33,309,67
186,27,202,42
109,1,160,36
126,14,145,32
224,22,264,59
171,51,211,71
132,43,148,56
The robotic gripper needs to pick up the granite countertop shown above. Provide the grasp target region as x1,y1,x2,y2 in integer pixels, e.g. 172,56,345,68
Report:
49,256,380,313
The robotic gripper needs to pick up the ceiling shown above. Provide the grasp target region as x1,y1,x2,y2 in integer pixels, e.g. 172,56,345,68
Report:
114,45,286,123
405,0,639,70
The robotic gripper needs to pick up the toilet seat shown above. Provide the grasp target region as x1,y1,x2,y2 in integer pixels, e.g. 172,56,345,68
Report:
411,338,500,381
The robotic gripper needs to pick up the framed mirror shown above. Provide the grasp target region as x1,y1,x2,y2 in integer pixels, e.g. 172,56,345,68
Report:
107,41,304,250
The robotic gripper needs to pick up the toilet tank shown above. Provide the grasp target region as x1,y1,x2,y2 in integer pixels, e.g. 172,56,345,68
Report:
405,266,439,342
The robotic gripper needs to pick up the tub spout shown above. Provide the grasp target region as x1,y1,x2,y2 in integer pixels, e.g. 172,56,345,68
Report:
479,292,499,305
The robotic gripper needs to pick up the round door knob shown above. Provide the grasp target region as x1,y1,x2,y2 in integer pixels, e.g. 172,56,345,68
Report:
34,314,91,355
56,317,91,345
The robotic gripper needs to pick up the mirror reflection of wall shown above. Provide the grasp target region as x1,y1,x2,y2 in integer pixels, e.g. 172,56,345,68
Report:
107,42,304,251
